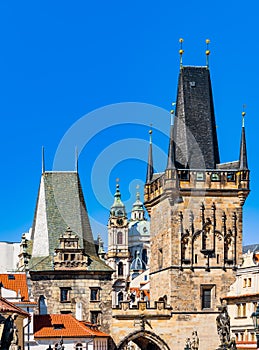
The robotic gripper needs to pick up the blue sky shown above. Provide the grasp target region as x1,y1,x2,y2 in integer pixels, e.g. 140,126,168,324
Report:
0,1,258,247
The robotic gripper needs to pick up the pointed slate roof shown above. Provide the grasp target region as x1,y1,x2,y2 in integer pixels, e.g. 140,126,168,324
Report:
174,66,220,169
146,132,154,183
29,172,111,272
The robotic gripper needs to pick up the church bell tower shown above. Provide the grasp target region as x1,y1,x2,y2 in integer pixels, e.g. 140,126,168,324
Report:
107,183,130,306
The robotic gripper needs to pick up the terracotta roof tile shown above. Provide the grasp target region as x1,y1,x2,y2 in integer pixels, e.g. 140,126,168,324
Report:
0,296,30,317
0,273,29,301
34,314,109,339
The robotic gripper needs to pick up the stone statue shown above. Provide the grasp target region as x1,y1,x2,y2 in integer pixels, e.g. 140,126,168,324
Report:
216,305,236,349
56,337,64,350
185,337,191,349
191,331,199,350
0,313,18,350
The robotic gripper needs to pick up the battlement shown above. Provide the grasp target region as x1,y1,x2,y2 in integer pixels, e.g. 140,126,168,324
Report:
112,300,172,319
144,168,250,208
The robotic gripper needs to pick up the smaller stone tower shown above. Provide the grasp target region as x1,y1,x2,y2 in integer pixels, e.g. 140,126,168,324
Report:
107,183,130,307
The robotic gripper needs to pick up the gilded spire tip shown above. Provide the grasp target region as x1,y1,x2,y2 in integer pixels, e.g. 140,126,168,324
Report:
205,38,211,68
179,38,184,68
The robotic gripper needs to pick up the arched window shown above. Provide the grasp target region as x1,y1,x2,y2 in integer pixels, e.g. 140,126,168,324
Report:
75,343,83,350
118,262,123,276
117,231,123,245
39,295,48,315
118,291,123,304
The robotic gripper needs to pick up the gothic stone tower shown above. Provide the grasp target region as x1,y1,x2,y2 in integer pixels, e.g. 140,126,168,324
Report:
144,65,249,346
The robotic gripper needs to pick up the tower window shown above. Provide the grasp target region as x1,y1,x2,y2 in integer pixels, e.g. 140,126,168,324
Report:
227,172,235,182
211,173,221,181
60,287,71,302
90,311,100,324
118,262,124,276
39,295,48,315
201,285,214,309
158,248,163,269
196,172,205,181
90,288,100,301
117,231,123,245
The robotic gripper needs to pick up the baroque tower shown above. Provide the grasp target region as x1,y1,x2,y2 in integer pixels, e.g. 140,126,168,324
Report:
144,64,250,346
107,183,130,307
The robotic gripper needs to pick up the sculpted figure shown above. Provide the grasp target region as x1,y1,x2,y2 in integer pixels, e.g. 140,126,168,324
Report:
1,313,18,350
216,305,231,346
191,331,199,350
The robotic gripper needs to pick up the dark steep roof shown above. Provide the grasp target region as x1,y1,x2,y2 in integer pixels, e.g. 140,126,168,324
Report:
174,66,220,169
29,172,111,272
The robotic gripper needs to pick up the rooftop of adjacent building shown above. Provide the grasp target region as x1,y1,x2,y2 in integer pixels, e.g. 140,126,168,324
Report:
34,314,109,338
0,273,29,301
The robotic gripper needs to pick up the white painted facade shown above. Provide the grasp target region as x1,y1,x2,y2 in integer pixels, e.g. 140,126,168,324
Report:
225,250,259,348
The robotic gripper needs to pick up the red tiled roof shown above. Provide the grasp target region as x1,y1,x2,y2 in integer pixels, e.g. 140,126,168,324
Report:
223,293,259,300
0,273,29,301
34,314,109,339
0,296,30,317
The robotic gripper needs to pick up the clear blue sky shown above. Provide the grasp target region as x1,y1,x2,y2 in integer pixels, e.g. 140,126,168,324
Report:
0,1,258,247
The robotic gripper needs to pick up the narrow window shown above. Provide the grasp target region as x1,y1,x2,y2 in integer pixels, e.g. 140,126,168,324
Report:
118,291,123,304
90,288,100,301
117,231,123,245
194,254,198,264
237,304,241,317
242,303,246,317
217,254,220,264
202,288,211,309
90,311,99,324
39,295,48,315
158,248,163,269
196,172,205,181
243,278,247,288
118,262,123,276
60,287,71,302
211,173,220,181
248,278,252,287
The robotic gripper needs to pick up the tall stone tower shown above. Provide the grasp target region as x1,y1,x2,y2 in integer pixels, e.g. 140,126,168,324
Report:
107,183,130,307
144,65,250,345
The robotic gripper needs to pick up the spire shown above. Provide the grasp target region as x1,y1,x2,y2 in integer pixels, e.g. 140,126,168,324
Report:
166,107,176,170
174,66,220,169
131,186,145,221
110,181,126,217
146,128,154,183
42,146,45,174
239,109,248,170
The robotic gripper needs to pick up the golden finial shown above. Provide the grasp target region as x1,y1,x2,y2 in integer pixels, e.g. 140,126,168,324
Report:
242,104,246,127
179,38,184,68
205,39,210,68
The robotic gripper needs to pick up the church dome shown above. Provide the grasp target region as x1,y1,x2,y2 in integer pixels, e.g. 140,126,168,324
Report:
130,251,146,271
